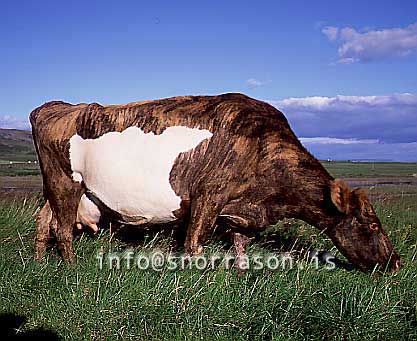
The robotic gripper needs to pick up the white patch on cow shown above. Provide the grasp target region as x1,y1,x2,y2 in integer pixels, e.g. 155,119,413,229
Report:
69,126,212,223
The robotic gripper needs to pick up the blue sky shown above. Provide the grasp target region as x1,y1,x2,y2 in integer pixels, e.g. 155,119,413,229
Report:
1,0,416,161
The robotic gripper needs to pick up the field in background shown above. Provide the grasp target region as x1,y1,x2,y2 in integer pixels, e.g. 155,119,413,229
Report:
0,129,36,163
0,161,416,339
1,127,416,178
1,159,416,179
323,161,417,178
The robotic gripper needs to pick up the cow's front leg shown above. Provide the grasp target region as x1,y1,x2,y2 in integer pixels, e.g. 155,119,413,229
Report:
233,232,251,271
184,198,222,255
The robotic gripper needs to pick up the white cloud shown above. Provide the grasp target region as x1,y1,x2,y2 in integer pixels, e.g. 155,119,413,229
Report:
269,93,417,144
273,93,417,112
335,57,358,65
300,137,379,145
322,22,417,63
0,115,30,130
246,78,271,88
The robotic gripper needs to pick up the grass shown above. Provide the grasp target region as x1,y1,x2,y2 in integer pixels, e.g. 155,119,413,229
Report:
0,185,416,339
0,148,416,181
322,161,417,178
1,160,416,179
0,162,40,177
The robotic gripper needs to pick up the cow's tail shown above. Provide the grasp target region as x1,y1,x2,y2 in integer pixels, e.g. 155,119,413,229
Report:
29,101,68,197
29,105,47,197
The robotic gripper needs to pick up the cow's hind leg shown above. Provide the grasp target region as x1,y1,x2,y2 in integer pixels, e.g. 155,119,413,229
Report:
53,190,82,262
43,169,83,262
34,200,52,261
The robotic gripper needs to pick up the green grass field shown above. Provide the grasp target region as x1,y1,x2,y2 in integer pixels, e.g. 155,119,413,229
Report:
322,161,417,178
0,163,40,177
0,163,416,340
1,160,417,178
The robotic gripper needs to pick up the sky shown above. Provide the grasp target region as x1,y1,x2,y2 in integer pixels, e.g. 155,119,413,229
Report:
1,0,416,161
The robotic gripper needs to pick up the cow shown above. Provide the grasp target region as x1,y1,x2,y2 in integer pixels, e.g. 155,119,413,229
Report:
30,93,401,272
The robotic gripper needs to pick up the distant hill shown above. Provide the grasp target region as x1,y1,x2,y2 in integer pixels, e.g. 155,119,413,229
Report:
0,128,36,162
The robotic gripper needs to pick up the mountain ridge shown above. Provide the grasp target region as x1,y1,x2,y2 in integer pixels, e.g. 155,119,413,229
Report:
0,128,36,161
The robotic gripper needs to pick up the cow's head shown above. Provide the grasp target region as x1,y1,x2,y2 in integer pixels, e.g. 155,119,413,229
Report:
328,180,400,272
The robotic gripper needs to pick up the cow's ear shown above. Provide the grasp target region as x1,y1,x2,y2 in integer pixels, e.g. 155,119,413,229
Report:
330,179,351,214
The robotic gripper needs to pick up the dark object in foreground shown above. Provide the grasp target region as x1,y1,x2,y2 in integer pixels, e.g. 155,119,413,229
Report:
30,93,400,272
0,313,60,340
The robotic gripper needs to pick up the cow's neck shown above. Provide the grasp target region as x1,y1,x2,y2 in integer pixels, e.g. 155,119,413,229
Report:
293,173,342,236
271,150,340,233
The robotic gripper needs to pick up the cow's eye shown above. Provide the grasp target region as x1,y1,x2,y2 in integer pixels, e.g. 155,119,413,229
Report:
369,223,379,231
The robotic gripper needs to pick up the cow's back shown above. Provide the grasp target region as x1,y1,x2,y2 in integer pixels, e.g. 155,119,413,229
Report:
31,93,292,142
30,93,300,195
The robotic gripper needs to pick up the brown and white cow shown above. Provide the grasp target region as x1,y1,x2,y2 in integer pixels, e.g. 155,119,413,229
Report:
30,93,400,272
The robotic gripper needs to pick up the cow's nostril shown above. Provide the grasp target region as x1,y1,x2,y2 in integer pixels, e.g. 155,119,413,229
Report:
389,258,401,273
395,259,401,270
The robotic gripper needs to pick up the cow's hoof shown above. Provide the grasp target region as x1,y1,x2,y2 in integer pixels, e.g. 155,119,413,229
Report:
58,245,75,264
236,268,247,278
64,248,75,263
234,257,249,277
34,250,45,262
63,252,75,264
188,245,203,256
